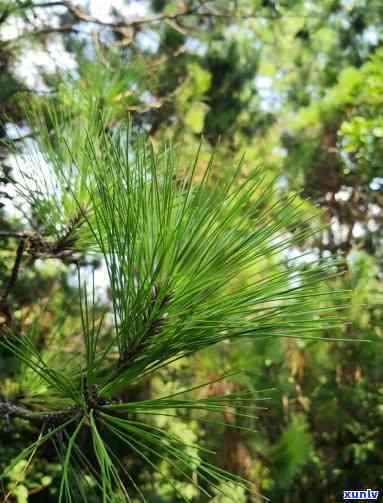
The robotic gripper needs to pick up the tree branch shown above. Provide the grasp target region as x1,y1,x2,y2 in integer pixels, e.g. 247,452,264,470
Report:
5,24,79,45
0,399,78,427
0,230,30,240
114,286,172,381
61,2,267,29
0,238,25,306
0,208,85,264
5,0,272,45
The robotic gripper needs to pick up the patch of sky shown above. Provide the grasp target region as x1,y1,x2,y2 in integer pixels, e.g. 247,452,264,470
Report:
4,123,31,141
284,247,320,266
352,222,365,238
273,147,288,160
185,38,208,56
364,27,379,45
66,260,111,305
338,150,354,173
255,76,283,112
5,138,63,217
317,53,327,70
275,175,288,190
369,177,383,191
283,248,323,290
136,30,160,53
84,0,149,22
0,4,78,90
369,203,381,217
367,219,379,232
5,134,113,299
335,187,353,202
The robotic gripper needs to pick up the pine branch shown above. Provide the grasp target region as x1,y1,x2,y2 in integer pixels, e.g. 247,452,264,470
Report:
0,209,85,264
118,286,172,368
0,399,78,427
4,24,79,45
0,230,30,239
0,400,42,420
50,209,84,254
0,239,25,327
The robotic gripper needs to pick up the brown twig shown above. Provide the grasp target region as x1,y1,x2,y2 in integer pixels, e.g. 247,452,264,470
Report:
4,24,80,45
1,238,25,306
0,207,85,264
4,0,277,47
0,230,30,239
0,399,79,427
118,285,172,366
51,209,84,254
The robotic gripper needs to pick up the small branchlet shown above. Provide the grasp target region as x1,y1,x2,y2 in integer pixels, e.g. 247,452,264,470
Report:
0,238,25,330
51,209,85,255
118,284,172,368
84,383,113,410
0,211,86,331
0,207,85,260
0,399,78,431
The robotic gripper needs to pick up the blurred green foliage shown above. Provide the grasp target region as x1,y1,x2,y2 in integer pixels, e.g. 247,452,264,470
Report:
1,0,382,501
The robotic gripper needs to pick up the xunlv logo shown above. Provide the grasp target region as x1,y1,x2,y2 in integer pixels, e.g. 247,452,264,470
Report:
343,489,379,500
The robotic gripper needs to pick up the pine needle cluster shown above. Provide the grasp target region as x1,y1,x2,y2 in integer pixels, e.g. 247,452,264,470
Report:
0,119,345,501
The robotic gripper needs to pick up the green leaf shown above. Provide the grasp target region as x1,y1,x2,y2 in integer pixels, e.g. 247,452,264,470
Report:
187,63,211,95
12,484,29,503
184,102,209,133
